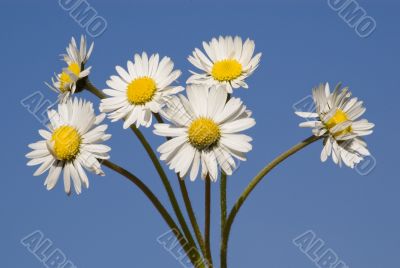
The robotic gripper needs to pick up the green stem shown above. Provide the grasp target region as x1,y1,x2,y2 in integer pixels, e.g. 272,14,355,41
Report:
205,175,213,267
155,113,207,259
179,178,208,259
128,124,198,251
84,80,200,262
85,79,106,99
220,171,227,240
220,135,322,268
101,160,204,267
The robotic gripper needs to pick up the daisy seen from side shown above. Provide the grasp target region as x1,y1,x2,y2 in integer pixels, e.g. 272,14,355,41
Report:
295,83,374,168
46,35,94,102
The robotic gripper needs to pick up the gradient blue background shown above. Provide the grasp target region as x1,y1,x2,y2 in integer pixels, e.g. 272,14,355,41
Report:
1,0,398,267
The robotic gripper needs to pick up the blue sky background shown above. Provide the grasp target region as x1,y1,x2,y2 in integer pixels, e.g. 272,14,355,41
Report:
1,0,399,267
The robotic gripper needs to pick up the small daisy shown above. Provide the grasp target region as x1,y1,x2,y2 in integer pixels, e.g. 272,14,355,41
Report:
62,35,93,80
187,36,262,93
26,98,111,195
154,85,255,181
46,36,94,102
296,83,374,168
100,52,184,128
46,70,79,103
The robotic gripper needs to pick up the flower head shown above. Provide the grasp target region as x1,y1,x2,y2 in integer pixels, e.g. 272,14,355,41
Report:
187,36,261,93
100,52,184,128
46,36,94,102
154,85,255,181
46,69,79,103
296,83,374,168
63,35,94,67
26,98,111,195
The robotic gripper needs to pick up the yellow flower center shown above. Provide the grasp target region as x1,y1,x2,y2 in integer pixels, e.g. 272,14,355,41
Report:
126,77,157,105
325,109,352,136
68,62,81,76
188,117,221,151
59,73,72,92
51,126,81,161
59,63,81,92
211,59,243,82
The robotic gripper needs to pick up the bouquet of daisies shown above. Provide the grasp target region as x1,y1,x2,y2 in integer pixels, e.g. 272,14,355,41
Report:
26,35,374,268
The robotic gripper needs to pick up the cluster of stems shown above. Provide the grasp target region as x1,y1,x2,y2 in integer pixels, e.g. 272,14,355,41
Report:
84,79,321,268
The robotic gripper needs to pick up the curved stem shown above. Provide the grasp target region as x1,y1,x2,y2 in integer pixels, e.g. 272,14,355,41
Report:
84,80,198,258
128,124,198,250
101,160,204,267
155,112,207,258
205,175,213,267
220,135,322,268
85,79,106,99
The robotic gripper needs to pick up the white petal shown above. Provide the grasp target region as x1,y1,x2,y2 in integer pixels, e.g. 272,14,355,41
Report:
295,111,319,118
189,151,201,181
33,157,55,176
220,118,256,133
44,162,62,190
69,162,82,194
63,163,71,195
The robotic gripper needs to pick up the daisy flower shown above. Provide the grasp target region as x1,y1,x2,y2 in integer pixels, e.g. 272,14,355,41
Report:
26,98,111,195
100,52,184,128
46,70,79,103
296,83,374,168
46,36,94,102
62,35,93,80
187,36,262,93
154,85,255,181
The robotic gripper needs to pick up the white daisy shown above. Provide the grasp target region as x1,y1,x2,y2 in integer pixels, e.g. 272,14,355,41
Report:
26,98,111,195
46,36,94,102
46,70,79,103
187,36,262,93
100,52,184,128
62,35,93,80
154,85,255,181
296,83,374,168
